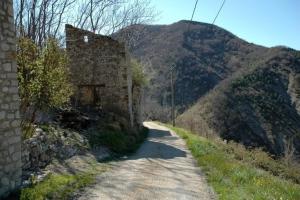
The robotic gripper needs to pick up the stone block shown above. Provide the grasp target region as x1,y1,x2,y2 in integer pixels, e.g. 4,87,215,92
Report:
4,163,13,173
8,146,14,154
8,86,18,94
1,121,9,129
12,151,21,161
2,63,11,71
7,73,17,79
7,113,14,119
1,177,9,186
8,136,20,145
4,130,14,137
12,94,19,101
0,111,5,119
11,80,18,86
2,86,8,92
1,43,9,51
1,104,9,109
11,119,20,128
10,102,19,109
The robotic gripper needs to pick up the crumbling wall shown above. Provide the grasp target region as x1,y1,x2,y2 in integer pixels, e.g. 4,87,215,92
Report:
65,25,131,116
0,0,22,197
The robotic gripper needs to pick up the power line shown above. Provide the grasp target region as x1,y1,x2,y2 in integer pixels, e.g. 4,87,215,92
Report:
190,0,199,22
212,0,226,25
205,0,226,80
187,0,199,32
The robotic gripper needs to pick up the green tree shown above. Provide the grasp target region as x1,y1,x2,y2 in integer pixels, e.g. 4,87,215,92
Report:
17,38,73,138
131,59,147,87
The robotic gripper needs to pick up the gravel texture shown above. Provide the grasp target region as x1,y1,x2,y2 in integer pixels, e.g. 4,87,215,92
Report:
77,122,216,200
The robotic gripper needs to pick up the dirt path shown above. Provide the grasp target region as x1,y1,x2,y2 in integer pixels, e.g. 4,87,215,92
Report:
77,122,216,200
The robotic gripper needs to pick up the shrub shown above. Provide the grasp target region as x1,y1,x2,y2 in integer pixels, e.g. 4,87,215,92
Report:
17,38,73,138
131,59,147,87
87,124,148,154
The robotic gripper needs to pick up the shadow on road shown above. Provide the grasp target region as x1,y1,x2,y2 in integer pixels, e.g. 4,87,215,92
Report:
149,129,172,138
124,128,187,160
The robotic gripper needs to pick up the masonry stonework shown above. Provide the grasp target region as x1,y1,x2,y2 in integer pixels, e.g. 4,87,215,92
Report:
65,25,135,125
0,0,22,197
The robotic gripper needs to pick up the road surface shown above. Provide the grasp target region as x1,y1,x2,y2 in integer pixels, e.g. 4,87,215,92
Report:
77,122,215,200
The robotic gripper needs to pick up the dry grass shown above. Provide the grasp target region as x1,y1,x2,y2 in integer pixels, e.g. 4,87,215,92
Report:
175,118,300,184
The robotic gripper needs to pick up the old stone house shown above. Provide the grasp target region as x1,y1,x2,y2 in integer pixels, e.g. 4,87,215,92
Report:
65,25,141,127
0,0,22,198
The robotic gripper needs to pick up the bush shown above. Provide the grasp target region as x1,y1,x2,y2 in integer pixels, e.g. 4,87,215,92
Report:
17,38,73,138
87,124,148,154
131,59,147,87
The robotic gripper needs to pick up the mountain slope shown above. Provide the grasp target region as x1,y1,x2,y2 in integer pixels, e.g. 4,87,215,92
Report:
177,47,300,156
115,20,266,118
115,20,300,156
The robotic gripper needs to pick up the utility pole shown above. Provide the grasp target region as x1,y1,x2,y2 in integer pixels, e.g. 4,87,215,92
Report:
170,64,176,127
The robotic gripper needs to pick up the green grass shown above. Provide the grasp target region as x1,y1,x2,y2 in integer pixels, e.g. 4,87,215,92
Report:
164,124,300,200
20,172,94,200
19,140,108,200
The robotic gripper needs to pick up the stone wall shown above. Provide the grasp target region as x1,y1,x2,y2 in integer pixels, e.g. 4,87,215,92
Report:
0,0,22,197
65,25,131,117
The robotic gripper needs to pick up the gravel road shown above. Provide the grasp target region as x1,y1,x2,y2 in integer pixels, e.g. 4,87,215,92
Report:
77,122,216,200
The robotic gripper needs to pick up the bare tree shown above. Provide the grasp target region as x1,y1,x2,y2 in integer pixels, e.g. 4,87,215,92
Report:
14,0,157,46
74,0,157,35
14,0,76,46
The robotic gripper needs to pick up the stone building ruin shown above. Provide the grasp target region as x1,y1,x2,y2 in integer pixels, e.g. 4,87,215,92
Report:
0,0,22,197
65,25,141,127
0,2,143,198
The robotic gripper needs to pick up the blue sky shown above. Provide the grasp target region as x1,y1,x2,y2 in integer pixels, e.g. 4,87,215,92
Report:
152,0,300,50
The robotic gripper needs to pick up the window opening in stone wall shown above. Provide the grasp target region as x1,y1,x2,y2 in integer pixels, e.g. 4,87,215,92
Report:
84,35,89,43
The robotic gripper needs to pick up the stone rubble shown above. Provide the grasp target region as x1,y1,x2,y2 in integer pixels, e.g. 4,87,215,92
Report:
21,125,111,186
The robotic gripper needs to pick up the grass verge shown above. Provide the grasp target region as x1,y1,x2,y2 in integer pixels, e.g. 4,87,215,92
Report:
19,148,108,200
20,172,94,200
164,124,300,200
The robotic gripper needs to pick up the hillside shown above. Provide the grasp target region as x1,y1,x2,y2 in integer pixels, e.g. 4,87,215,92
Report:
177,47,300,156
115,20,300,156
115,20,267,118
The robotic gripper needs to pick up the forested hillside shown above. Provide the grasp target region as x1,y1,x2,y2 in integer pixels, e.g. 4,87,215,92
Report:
115,20,300,156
